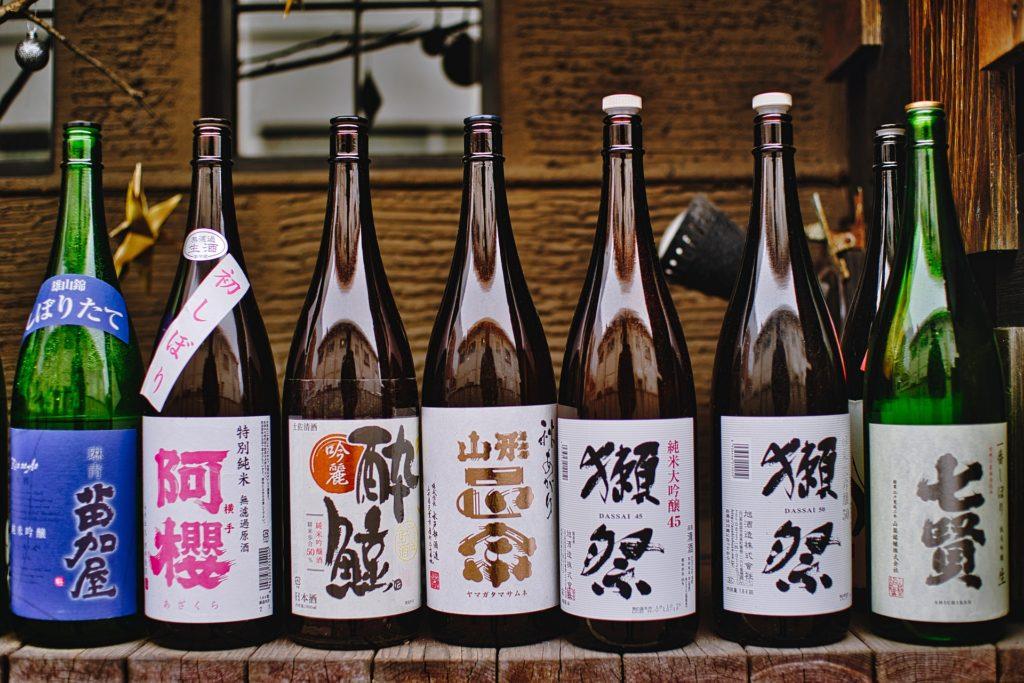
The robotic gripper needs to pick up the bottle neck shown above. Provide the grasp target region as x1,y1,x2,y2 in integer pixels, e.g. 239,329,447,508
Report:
595,114,654,283
322,158,376,288
186,159,243,254
460,155,512,284
750,114,808,278
868,139,903,301
903,113,960,276
54,133,111,278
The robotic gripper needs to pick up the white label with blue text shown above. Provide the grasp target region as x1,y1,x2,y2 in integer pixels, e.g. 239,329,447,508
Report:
720,414,852,616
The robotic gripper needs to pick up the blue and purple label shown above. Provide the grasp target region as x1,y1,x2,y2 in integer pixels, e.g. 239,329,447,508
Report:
10,428,139,621
23,274,130,344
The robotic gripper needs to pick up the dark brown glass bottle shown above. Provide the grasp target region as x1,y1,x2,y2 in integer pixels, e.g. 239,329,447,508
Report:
840,124,904,602
711,93,851,646
284,117,420,649
558,95,698,652
141,119,282,650
421,115,560,647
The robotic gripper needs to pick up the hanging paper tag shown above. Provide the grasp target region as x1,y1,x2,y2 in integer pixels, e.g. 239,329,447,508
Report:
24,274,130,344
142,254,250,411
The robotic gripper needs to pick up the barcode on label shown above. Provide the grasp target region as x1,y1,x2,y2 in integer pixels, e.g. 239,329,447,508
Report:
732,441,750,479
258,546,272,592
560,449,568,481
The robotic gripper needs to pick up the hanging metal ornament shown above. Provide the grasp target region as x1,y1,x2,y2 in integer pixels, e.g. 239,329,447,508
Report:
1,25,52,121
421,4,446,56
360,71,382,127
15,26,51,72
442,32,479,87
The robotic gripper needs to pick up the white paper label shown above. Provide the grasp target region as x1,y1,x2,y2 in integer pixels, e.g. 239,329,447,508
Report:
558,417,696,621
850,399,866,592
869,422,1008,623
720,414,852,616
183,229,229,261
143,415,273,623
422,404,557,615
142,254,250,412
288,417,422,619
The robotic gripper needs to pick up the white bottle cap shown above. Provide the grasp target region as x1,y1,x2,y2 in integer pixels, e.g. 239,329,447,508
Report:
752,91,792,115
602,94,642,116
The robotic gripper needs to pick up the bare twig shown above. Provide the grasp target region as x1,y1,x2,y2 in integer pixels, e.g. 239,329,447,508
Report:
0,0,40,22
23,10,146,102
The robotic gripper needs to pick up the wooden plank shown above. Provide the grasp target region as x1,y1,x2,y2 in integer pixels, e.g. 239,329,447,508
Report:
125,641,256,682
910,0,1019,253
0,633,24,682
248,638,372,683
623,628,746,682
373,637,495,682
995,621,1024,682
853,623,996,682
498,639,560,682
10,639,142,682
557,639,620,681
978,0,1024,69
746,632,872,682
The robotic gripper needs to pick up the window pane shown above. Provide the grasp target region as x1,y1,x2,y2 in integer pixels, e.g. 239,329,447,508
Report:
236,2,483,159
0,1,54,168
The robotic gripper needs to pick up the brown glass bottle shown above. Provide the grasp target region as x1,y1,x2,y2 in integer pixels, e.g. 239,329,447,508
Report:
558,95,698,652
142,119,282,650
284,117,420,649
711,93,851,646
422,115,560,647
839,124,904,603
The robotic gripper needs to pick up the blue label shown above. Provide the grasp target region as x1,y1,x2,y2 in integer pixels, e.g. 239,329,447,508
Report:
10,428,139,621
23,274,130,344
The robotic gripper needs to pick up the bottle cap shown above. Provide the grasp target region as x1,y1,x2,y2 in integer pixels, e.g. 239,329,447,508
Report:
875,123,905,137
752,92,792,115
602,94,642,116
905,100,943,112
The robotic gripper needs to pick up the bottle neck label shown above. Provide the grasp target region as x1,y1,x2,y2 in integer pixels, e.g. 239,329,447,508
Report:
183,228,229,262
143,415,274,623
288,416,422,619
422,404,558,615
558,417,696,621
24,274,130,344
142,254,249,411
10,427,138,621
720,414,852,616
869,422,1008,622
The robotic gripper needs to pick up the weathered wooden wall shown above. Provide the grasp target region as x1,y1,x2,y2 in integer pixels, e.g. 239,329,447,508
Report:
0,1,849,516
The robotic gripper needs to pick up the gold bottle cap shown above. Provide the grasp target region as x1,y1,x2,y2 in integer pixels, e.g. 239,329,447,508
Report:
905,100,943,111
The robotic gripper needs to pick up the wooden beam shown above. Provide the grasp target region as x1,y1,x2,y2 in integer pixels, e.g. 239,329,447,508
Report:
910,0,1019,253
10,639,143,682
372,637,496,682
622,628,747,682
852,623,996,681
823,0,884,80
746,632,873,682
248,638,373,682
978,0,1024,69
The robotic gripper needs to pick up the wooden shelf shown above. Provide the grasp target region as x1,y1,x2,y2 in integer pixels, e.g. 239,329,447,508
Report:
2,622,1023,681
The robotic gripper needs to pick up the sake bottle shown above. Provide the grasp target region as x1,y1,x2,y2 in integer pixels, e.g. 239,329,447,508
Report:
141,119,281,649
840,124,904,601
421,115,560,647
558,94,698,652
284,117,421,649
865,102,1008,645
11,122,144,647
711,93,852,646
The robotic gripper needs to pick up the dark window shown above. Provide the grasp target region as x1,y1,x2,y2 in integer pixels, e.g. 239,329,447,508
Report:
205,0,498,168
0,2,55,175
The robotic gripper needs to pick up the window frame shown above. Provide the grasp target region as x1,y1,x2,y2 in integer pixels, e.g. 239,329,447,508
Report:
202,0,500,170
0,6,56,177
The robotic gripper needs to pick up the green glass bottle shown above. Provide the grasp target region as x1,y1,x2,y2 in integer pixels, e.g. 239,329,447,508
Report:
10,122,144,647
865,102,1008,645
